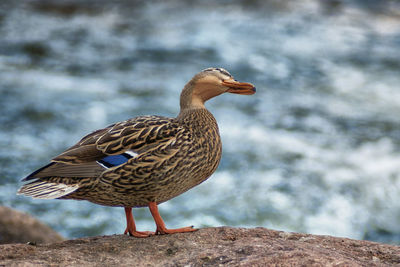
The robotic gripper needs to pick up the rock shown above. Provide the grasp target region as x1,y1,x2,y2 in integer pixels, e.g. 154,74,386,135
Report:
0,206,64,244
0,227,399,266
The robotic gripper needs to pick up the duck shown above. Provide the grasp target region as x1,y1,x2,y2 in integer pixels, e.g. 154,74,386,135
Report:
17,67,256,237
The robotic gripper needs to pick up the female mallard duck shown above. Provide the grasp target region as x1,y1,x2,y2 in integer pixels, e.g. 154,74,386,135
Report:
18,68,256,237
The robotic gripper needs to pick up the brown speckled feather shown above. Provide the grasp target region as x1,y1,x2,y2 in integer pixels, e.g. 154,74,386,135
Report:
63,110,221,207
19,111,222,207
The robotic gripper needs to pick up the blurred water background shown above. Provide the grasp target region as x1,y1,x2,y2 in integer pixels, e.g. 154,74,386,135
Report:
1,0,400,244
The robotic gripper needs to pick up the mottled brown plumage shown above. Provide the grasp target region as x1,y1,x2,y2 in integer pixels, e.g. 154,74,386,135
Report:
17,67,255,237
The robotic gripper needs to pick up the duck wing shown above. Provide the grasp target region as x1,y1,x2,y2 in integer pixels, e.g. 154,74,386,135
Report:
18,115,186,199
53,115,179,163
22,115,184,181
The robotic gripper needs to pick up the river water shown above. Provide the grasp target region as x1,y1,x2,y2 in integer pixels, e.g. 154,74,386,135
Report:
1,0,400,244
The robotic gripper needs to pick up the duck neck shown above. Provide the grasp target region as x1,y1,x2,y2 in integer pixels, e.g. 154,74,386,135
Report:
177,86,217,125
178,82,206,116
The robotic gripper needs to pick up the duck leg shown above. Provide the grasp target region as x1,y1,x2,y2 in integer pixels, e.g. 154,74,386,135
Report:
124,207,154,238
148,202,197,235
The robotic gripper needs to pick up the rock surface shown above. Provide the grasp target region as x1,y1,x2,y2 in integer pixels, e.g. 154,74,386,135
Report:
0,206,64,244
1,226,399,266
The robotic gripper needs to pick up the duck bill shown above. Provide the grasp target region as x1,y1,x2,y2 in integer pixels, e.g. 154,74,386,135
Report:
222,80,256,95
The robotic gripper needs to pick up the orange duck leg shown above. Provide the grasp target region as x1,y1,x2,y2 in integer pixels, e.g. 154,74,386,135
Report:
124,207,154,238
148,202,197,235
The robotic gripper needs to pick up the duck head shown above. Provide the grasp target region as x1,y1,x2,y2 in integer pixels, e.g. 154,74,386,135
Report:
180,67,256,110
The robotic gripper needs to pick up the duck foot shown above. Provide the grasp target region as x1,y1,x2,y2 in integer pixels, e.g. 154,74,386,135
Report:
124,228,154,238
155,225,196,235
148,202,198,235
124,207,154,238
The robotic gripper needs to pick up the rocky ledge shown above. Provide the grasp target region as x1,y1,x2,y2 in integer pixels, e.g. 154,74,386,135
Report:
1,226,399,266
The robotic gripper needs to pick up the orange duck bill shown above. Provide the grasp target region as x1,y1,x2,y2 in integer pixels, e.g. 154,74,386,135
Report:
222,79,256,95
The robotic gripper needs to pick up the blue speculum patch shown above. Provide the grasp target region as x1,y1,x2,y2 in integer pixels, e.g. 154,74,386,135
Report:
98,154,132,168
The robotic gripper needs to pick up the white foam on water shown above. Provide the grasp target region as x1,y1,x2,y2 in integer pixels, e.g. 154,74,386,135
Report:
220,114,400,239
304,195,364,239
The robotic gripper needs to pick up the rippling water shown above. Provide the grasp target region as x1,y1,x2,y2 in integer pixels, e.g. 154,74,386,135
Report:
1,0,400,244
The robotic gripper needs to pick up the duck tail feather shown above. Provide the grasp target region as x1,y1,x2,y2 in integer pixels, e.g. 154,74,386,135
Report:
17,180,79,199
